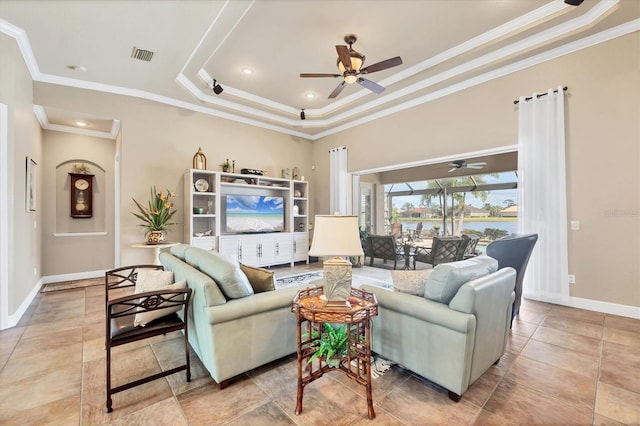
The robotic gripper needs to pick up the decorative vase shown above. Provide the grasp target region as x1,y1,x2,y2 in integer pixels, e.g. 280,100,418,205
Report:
193,147,207,170
147,230,165,245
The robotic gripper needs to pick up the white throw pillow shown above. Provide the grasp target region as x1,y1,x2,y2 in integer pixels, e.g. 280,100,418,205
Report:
391,270,432,297
136,269,174,291
133,269,187,327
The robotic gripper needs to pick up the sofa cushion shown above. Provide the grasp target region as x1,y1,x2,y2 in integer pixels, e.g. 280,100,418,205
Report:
160,252,227,307
391,269,432,297
240,263,275,293
170,244,190,261
424,256,498,304
185,247,254,299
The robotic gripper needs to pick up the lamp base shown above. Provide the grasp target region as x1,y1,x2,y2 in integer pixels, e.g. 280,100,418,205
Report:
319,295,352,310
321,257,353,307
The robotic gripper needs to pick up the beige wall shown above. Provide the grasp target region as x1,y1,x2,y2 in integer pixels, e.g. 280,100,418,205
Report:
0,34,42,317
2,30,638,322
41,130,116,276
313,33,639,309
32,85,315,266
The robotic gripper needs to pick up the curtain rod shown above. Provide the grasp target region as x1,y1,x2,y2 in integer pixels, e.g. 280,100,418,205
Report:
513,86,568,105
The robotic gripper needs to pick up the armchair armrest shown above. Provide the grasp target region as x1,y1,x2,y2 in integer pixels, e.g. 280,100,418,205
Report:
449,268,516,315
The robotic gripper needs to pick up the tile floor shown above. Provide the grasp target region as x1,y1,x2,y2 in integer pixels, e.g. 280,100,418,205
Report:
1,262,639,425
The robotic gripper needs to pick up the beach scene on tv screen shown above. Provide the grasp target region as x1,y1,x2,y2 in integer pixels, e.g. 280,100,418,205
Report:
226,195,284,233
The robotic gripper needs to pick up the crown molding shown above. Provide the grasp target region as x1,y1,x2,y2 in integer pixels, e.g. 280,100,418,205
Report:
2,2,636,142
33,105,121,139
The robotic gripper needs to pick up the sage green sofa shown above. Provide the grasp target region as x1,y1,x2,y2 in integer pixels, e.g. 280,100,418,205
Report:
159,244,309,387
361,256,516,402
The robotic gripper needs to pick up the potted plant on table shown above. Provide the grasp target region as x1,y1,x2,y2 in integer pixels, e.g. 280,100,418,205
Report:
132,186,177,244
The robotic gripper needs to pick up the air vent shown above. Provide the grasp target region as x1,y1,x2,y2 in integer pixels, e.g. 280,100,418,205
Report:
130,47,154,62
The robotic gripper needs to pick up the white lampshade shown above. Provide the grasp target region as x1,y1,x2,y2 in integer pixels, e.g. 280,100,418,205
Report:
309,215,363,257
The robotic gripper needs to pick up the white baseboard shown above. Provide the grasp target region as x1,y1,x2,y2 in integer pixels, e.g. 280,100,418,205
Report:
5,277,42,329
565,296,640,320
2,270,107,330
42,269,107,284
524,294,640,319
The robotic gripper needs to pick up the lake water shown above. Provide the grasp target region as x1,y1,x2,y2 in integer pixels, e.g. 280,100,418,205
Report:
399,220,518,235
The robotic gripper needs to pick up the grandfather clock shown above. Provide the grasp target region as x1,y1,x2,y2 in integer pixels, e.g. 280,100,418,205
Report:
69,173,94,218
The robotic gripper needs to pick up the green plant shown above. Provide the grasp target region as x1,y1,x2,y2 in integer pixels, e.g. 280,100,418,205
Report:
307,323,349,368
131,186,177,233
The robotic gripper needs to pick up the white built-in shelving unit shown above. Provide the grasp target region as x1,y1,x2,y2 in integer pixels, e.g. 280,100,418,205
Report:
184,169,309,267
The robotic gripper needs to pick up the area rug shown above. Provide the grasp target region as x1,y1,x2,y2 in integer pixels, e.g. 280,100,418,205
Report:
350,356,397,379
275,271,391,290
40,277,103,293
275,271,324,289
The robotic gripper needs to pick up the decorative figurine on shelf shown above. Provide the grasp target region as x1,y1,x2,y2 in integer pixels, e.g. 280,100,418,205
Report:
232,160,235,173
293,166,300,180
193,147,207,170
281,168,292,179
220,159,230,172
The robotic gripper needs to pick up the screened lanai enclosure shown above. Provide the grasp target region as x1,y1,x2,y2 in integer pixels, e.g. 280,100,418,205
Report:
358,169,519,251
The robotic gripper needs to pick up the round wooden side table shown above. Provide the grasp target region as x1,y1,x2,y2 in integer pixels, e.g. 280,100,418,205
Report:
291,287,379,419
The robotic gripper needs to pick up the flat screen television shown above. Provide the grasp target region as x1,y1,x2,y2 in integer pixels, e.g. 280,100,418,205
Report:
225,194,284,233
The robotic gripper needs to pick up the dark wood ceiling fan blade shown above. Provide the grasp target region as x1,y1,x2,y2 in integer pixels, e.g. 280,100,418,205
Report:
357,78,385,94
336,45,352,71
361,56,403,74
300,73,341,78
328,81,347,99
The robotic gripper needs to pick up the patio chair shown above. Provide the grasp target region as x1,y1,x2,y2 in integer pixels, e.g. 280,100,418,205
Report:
412,222,423,241
486,233,538,327
105,265,192,412
366,234,406,270
458,234,480,260
413,236,464,269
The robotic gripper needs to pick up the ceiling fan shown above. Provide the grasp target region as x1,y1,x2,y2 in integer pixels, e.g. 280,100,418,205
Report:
300,34,402,99
448,160,488,173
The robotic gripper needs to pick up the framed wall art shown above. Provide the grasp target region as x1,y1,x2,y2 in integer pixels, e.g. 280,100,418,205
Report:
26,157,36,212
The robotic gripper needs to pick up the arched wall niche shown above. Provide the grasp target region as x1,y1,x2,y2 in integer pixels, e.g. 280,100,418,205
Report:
55,160,106,233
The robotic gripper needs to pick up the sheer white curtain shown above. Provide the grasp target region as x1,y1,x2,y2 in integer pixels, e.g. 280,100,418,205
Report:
329,146,348,215
518,86,569,303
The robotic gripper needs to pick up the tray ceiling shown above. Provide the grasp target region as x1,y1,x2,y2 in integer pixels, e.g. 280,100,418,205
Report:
1,0,638,140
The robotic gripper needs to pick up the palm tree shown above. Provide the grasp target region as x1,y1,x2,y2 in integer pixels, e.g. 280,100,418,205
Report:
420,176,496,235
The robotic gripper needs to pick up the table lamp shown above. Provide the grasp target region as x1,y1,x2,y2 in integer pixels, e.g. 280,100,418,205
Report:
308,215,364,309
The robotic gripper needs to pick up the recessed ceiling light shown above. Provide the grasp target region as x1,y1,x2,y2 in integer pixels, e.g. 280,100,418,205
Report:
305,92,316,99
75,121,87,127
67,65,87,71
241,67,254,75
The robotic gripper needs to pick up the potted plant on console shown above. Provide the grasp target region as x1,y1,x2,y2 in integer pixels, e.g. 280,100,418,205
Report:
132,186,177,244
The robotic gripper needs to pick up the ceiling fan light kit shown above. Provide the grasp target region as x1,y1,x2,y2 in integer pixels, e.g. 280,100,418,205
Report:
300,34,402,99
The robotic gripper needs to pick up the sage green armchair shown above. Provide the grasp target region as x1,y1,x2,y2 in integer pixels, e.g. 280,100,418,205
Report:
361,256,515,401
